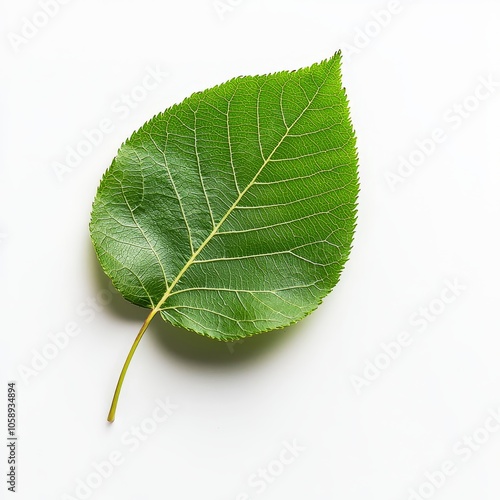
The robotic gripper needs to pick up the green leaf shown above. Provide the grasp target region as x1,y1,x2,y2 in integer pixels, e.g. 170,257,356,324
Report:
90,53,359,421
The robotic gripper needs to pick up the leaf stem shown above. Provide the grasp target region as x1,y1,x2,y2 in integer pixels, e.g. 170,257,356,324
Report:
107,307,159,423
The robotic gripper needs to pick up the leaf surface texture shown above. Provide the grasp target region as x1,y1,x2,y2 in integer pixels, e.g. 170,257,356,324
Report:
90,54,359,340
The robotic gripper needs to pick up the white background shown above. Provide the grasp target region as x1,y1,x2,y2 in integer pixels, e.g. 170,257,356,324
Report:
1,1,500,499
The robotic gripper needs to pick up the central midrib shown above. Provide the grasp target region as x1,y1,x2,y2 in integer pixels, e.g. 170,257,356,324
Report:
152,80,326,316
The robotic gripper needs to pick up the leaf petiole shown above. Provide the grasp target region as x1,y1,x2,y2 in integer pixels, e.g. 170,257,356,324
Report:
107,307,159,423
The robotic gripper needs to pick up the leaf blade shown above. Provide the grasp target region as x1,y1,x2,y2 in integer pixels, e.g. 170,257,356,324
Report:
90,53,359,340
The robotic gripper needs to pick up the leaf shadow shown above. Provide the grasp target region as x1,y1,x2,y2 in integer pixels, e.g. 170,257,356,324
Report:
148,317,302,367
88,241,146,323
88,241,303,367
